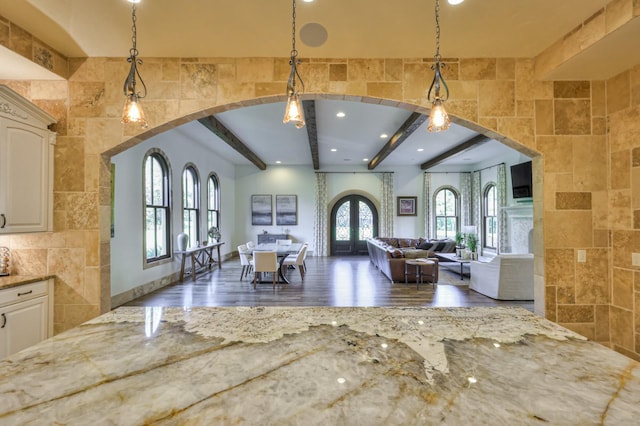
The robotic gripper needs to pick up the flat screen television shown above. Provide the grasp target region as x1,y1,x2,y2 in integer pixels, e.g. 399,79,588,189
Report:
510,161,533,198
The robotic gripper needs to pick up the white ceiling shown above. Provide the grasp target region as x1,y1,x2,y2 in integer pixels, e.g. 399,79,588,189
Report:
1,0,637,170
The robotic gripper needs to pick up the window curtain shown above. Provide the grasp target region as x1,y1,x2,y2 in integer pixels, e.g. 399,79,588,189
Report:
314,172,328,256
423,173,431,238
460,172,472,227
472,171,481,226
497,164,508,254
380,172,394,237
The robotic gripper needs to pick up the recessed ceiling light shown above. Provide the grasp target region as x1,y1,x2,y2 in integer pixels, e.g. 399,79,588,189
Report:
380,133,388,139
363,158,369,162
336,112,346,118
448,0,464,4
331,148,337,152
275,160,282,164
303,0,314,2
417,148,424,152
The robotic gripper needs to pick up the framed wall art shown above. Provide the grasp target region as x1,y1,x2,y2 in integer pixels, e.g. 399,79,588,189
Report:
276,194,297,226
397,196,417,216
251,194,272,225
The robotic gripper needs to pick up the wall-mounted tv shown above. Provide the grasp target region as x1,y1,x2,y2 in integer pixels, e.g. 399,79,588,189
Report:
510,161,533,198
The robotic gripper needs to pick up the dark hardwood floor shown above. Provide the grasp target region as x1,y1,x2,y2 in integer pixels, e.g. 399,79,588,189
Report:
125,256,534,311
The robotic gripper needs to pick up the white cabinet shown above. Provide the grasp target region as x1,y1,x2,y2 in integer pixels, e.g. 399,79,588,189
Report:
0,279,53,359
0,86,56,234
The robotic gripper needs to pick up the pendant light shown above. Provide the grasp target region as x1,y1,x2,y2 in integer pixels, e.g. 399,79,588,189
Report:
122,1,148,128
283,0,305,129
427,0,451,132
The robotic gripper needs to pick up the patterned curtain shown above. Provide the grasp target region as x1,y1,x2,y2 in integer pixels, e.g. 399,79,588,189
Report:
497,164,508,254
472,171,481,226
380,172,394,237
423,173,431,238
314,172,328,256
460,172,472,227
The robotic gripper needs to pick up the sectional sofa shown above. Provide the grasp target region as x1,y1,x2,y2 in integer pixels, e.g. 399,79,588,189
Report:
366,237,456,283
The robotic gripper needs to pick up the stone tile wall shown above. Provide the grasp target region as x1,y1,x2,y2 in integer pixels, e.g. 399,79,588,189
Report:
0,16,638,360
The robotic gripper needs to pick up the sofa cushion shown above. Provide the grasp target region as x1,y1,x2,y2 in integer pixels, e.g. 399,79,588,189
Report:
403,249,432,259
388,248,403,258
398,238,417,248
440,241,456,253
387,238,399,248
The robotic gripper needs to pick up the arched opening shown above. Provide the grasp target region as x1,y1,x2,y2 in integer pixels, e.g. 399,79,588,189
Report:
329,194,378,255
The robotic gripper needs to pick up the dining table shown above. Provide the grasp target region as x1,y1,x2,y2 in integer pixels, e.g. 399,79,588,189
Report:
252,243,302,284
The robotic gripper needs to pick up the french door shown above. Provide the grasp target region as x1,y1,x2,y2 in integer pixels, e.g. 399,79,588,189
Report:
330,195,378,255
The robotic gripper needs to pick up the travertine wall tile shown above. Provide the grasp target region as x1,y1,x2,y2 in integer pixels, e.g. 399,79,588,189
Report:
534,100,554,135
612,267,634,309
611,150,631,189
575,249,610,304
632,167,640,208
544,211,593,248
180,63,217,99
609,190,632,229
367,83,402,101
607,70,631,114
9,23,32,60
610,305,635,350
591,80,606,116
537,136,573,173
554,99,591,135
554,81,590,98
459,58,496,80
557,304,594,322
385,59,403,81
556,192,592,209
610,106,640,152
496,58,515,80
330,63,347,81
348,59,385,81
573,136,607,191
595,304,610,341
402,63,429,100
478,81,515,117
54,137,85,192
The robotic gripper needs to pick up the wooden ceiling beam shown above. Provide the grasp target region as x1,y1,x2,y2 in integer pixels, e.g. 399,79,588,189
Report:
420,134,490,170
198,115,267,170
368,112,427,170
303,100,320,170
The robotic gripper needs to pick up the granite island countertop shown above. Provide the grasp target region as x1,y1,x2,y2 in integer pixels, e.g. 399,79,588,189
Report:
0,274,54,290
1,306,639,425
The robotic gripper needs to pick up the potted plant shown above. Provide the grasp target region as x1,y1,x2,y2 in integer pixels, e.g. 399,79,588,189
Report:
466,233,478,260
454,231,465,257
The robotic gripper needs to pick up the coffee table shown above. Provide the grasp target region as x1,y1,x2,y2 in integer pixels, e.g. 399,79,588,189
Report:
434,252,471,279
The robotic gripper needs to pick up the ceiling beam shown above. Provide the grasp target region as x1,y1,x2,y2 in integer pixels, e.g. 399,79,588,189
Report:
303,100,320,170
420,134,491,170
198,116,267,170
368,112,427,170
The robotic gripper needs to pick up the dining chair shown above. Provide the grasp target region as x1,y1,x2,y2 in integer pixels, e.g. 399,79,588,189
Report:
275,239,292,245
237,244,253,280
301,242,309,272
282,245,307,280
246,241,255,250
251,251,279,289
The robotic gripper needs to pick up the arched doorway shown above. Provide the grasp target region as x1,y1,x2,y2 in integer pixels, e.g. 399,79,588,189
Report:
330,195,378,255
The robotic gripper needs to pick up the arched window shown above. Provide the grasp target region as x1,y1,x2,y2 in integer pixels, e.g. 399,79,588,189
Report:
182,165,200,246
434,187,458,239
144,152,170,262
484,183,498,249
207,173,220,232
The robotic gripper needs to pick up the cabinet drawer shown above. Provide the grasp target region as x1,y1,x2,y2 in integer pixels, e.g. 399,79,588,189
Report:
0,280,48,307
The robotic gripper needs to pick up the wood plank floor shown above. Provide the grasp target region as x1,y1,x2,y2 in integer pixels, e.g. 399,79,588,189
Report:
125,256,534,311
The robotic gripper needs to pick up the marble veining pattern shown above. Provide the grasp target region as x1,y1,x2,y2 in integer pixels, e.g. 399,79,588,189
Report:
1,306,639,425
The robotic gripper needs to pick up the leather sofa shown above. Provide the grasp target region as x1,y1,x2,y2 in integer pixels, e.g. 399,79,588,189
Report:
367,237,445,284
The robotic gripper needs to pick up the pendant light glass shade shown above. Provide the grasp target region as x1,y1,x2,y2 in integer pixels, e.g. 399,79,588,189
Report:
122,93,147,126
283,92,305,128
427,98,450,132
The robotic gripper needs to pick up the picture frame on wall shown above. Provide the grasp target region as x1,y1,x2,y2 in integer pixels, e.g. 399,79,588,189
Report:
251,194,272,225
276,195,297,226
397,196,417,216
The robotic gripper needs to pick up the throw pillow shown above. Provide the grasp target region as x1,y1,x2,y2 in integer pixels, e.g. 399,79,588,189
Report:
432,242,446,251
389,248,403,258
416,241,433,250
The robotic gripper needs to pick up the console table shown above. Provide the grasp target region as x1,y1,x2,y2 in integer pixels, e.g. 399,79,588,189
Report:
257,233,288,244
175,242,224,282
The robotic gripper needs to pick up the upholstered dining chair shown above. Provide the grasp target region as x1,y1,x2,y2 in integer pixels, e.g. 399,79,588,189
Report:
237,244,253,280
275,239,292,245
246,241,255,250
282,245,308,280
251,251,279,289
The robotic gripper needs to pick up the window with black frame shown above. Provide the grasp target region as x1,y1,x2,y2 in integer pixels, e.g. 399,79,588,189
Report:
182,165,200,247
144,152,171,262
